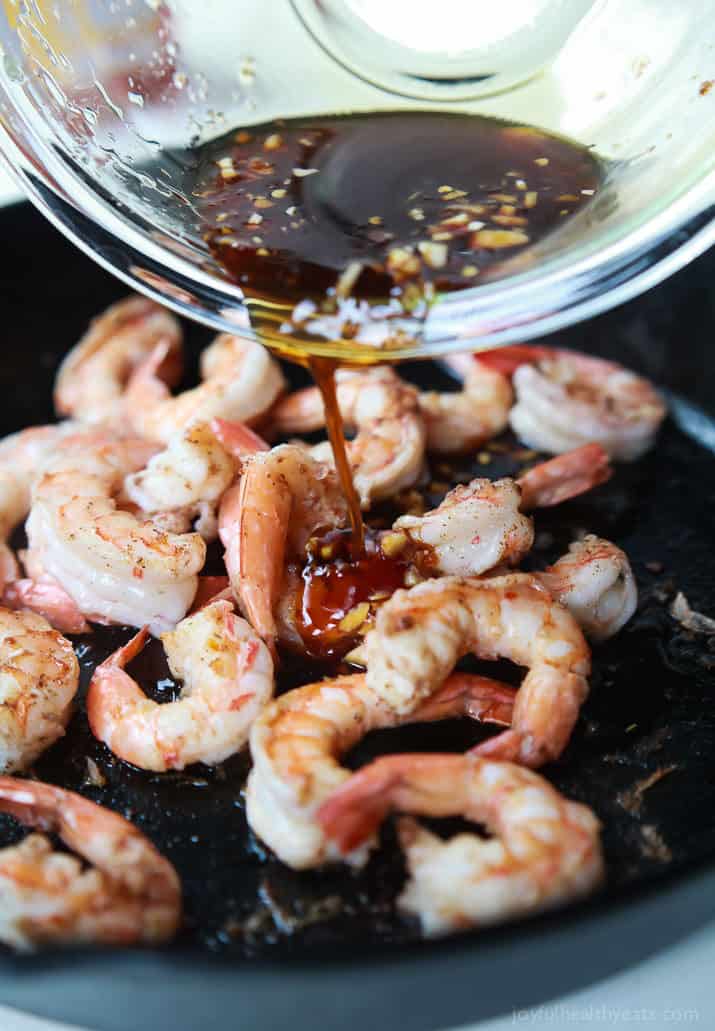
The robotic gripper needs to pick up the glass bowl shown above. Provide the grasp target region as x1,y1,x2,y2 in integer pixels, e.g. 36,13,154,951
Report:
0,0,713,360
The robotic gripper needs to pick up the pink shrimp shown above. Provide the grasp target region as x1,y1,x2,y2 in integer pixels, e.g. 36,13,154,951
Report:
317,753,603,936
0,777,181,949
87,600,273,771
364,572,591,768
246,671,516,868
461,345,666,460
54,295,182,427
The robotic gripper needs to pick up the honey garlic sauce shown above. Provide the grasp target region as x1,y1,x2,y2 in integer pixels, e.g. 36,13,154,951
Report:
197,111,602,318
296,529,410,661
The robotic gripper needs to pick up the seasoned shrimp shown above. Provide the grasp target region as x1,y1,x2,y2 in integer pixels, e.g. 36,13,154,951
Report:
0,422,88,590
268,367,426,508
393,444,611,579
54,295,182,427
88,600,273,771
0,609,79,772
0,424,132,630
0,777,180,948
125,334,285,445
536,535,637,641
123,421,236,517
318,753,603,936
219,444,348,644
418,353,513,454
26,438,205,636
508,349,666,460
395,479,534,577
247,672,515,869
365,573,590,767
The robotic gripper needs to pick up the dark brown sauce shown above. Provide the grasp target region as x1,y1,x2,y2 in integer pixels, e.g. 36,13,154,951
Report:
296,529,409,660
309,357,364,555
194,111,602,576
196,111,602,320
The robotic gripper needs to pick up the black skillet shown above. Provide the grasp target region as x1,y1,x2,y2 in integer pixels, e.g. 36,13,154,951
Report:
0,202,715,1030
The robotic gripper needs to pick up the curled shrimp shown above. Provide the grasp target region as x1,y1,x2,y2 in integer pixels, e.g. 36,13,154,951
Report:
88,599,273,771
125,334,285,445
365,573,590,767
536,535,637,641
0,424,137,632
317,753,603,936
491,347,667,460
0,777,180,949
0,608,79,773
247,671,515,869
122,420,236,533
268,367,426,508
122,418,268,543
26,438,205,636
395,478,534,577
0,422,89,591
393,444,611,579
54,295,182,427
419,352,513,454
218,444,348,645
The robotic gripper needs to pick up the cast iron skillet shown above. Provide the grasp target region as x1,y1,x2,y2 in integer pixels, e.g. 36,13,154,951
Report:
0,203,714,1030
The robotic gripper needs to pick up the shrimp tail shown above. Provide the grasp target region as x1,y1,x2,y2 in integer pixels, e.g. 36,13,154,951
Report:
100,626,150,671
317,761,399,854
410,673,516,727
518,443,612,510
126,339,174,411
210,418,270,459
475,344,554,377
468,728,524,763
2,578,91,635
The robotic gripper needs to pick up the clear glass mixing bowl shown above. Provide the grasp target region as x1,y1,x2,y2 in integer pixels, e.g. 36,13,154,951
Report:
0,0,713,359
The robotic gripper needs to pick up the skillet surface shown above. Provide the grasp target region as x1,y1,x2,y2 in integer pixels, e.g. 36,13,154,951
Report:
0,203,714,1029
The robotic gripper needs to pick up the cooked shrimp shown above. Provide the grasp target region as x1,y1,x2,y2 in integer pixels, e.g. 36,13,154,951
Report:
54,295,182,427
508,349,667,460
418,353,513,454
0,609,79,772
219,444,348,644
123,421,236,516
317,753,603,935
88,600,273,771
268,367,426,508
125,334,285,445
247,672,515,869
0,424,131,629
536,535,637,641
392,444,611,580
395,479,534,577
365,573,590,767
26,438,205,636
0,777,180,948
0,422,88,590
